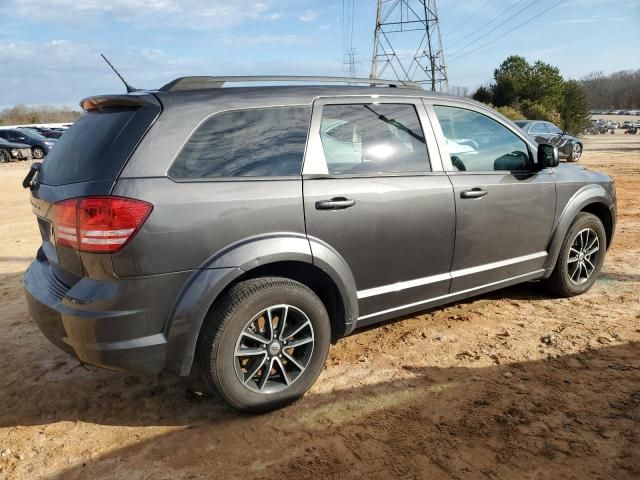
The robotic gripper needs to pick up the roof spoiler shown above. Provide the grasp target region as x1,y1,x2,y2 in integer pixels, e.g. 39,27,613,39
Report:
79,94,159,112
159,76,422,92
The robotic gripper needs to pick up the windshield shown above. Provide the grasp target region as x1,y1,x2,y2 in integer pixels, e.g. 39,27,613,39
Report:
18,128,47,140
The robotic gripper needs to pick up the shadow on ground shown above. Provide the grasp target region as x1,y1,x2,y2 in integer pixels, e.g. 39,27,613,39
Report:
2,342,639,479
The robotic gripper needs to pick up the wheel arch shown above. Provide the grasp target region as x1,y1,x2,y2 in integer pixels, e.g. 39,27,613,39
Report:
544,185,615,275
163,234,358,376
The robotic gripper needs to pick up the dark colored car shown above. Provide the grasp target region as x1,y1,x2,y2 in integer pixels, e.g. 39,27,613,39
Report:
23,76,616,412
0,137,31,162
26,126,64,139
0,128,56,159
514,120,583,162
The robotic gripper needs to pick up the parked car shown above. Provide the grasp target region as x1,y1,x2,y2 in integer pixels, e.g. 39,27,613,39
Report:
514,120,583,162
0,128,56,159
609,122,620,129
0,137,31,162
635,120,640,128
622,121,634,129
41,130,63,139
24,126,64,139
23,76,616,412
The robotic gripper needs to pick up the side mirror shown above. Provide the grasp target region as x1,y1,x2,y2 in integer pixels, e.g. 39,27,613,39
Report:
537,143,559,168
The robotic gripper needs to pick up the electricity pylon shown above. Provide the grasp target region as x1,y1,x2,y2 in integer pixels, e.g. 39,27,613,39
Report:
370,0,448,92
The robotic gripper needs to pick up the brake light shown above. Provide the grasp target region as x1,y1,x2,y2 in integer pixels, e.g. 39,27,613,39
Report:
52,196,153,253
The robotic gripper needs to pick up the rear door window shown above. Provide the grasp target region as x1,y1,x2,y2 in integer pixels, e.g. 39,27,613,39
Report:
168,106,311,178
319,103,430,175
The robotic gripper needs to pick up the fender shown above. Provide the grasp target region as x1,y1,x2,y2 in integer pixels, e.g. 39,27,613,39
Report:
543,184,614,275
164,232,358,375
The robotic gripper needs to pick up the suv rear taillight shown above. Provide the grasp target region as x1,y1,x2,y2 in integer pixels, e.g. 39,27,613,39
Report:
52,196,153,253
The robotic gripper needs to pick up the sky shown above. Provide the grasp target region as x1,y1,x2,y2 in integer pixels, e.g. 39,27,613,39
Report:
0,0,638,108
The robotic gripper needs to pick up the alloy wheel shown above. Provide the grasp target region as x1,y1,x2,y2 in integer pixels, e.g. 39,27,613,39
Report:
234,304,314,394
32,147,44,159
568,228,600,285
572,144,582,161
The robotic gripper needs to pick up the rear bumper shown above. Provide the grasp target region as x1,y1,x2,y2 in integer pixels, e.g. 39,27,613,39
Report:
24,254,191,375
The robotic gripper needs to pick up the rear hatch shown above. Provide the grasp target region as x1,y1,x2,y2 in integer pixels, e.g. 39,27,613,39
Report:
29,93,161,281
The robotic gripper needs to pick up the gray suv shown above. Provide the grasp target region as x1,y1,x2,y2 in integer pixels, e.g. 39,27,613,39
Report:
23,76,616,412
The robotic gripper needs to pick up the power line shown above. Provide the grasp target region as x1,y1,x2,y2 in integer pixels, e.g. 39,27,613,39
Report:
448,0,544,58
343,0,358,77
445,0,527,49
443,0,496,38
448,0,568,63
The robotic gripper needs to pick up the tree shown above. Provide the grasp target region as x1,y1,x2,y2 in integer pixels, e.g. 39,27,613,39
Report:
492,55,531,106
528,61,564,110
472,85,493,104
560,80,590,135
580,69,640,109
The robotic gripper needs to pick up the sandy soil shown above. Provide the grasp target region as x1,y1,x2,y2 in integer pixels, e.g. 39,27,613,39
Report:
0,135,639,480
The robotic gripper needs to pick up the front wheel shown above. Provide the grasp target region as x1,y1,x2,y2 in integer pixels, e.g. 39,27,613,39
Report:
31,146,45,159
568,143,582,162
197,277,331,413
544,213,606,297
0,149,10,163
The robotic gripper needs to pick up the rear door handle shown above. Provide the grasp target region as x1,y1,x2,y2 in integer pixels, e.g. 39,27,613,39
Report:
315,197,356,210
460,188,488,199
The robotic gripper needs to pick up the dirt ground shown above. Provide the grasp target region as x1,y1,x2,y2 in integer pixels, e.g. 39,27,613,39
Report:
0,133,639,480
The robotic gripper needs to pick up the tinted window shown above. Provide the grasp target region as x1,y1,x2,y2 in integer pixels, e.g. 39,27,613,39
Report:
38,107,158,186
18,128,46,140
319,103,429,175
529,122,548,134
434,106,530,172
169,106,310,178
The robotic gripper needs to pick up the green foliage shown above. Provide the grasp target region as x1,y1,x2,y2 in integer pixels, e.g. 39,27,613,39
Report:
560,80,590,135
472,85,493,104
528,61,564,109
495,105,525,121
474,56,588,134
492,55,531,106
520,101,561,125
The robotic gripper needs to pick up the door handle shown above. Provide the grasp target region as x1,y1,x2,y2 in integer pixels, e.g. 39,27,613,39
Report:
460,188,488,199
315,197,356,210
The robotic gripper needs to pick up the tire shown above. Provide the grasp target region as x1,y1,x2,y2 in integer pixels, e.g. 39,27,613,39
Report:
544,213,606,297
32,146,45,159
197,277,331,413
0,149,10,163
568,143,582,162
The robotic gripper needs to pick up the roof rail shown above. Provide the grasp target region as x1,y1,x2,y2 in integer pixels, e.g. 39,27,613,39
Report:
159,76,422,92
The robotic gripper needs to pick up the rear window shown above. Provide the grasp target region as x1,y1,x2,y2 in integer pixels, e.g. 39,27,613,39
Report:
38,107,157,186
168,106,310,179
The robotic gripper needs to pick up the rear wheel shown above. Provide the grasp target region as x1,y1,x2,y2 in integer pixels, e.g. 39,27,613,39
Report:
31,146,45,159
0,149,10,163
568,143,582,162
545,213,606,297
197,277,331,413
